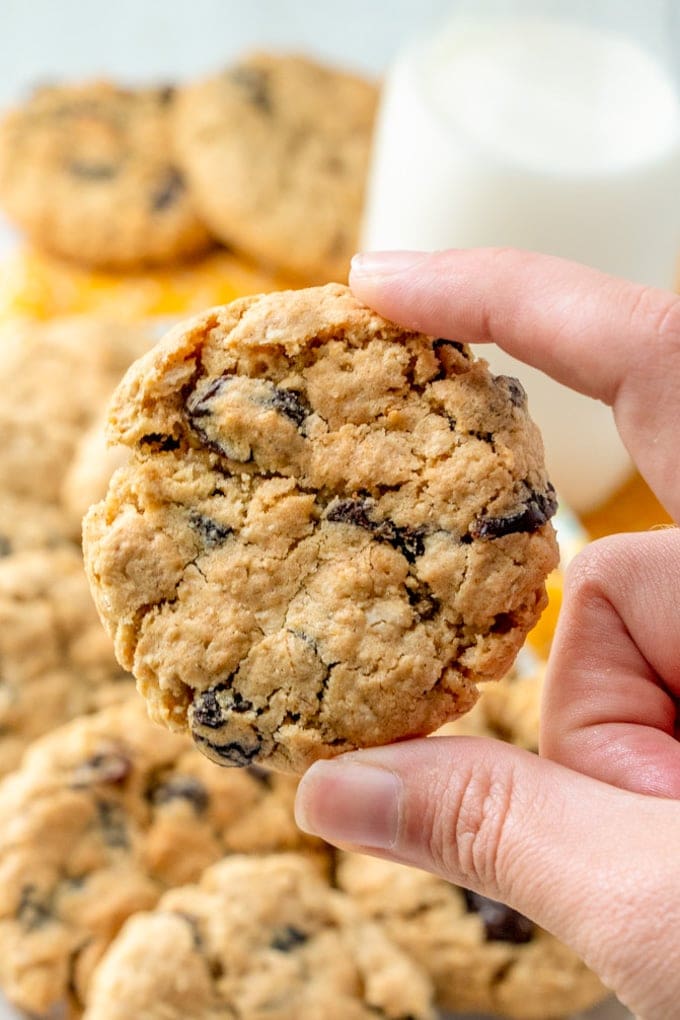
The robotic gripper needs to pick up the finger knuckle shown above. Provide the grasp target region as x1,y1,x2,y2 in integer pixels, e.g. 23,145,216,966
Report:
628,284,680,350
563,539,619,607
425,757,518,894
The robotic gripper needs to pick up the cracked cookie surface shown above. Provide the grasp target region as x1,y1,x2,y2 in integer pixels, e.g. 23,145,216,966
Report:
174,54,378,283
84,853,434,1020
0,81,212,268
0,700,323,1017
83,284,558,773
337,853,607,1019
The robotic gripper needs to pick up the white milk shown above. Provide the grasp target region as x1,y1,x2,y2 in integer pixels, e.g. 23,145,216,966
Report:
363,16,680,512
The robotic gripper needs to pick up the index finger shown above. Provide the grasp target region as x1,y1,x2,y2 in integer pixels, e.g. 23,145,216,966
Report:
350,248,680,521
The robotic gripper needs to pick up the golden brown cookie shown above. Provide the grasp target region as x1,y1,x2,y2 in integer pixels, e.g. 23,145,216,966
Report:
0,81,212,268
84,853,434,1020
337,853,607,1019
438,659,545,752
0,546,132,776
0,491,74,556
61,410,131,533
83,284,558,773
0,316,153,513
174,54,378,283
0,701,325,1017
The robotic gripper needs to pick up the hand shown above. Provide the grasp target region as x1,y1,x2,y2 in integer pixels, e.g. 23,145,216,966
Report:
295,249,680,1020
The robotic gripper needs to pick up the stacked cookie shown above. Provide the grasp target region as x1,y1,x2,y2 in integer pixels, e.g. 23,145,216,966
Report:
0,62,609,1016
0,316,154,774
0,54,378,297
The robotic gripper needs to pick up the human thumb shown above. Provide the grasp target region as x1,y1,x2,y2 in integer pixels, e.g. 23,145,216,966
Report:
295,735,680,1018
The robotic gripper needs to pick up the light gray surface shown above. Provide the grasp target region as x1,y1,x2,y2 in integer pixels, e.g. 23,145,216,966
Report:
0,0,447,102
0,0,662,103
0,992,634,1019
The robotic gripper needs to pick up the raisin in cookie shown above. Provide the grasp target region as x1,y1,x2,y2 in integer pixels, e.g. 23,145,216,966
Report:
0,316,152,511
83,284,559,773
174,54,377,283
0,81,212,268
0,546,132,776
337,853,607,1019
0,700,324,1018
84,853,434,1020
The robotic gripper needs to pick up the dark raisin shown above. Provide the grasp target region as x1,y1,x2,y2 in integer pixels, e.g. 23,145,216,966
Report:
63,875,86,891
140,433,181,451
0,535,11,557
151,167,185,211
433,338,468,357
268,386,311,429
185,377,232,456
68,160,118,180
471,485,558,540
148,775,209,813
187,376,225,419
230,691,255,713
270,925,309,952
157,85,176,105
171,911,203,949
495,374,527,407
491,612,516,634
326,497,375,531
471,430,494,444
246,763,274,787
191,685,228,729
229,65,272,114
17,886,51,931
71,751,131,788
193,734,262,768
326,498,427,564
189,512,233,548
191,681,252,728
406,580,440,621
463,889,534,943
96,800,129,848
388,525,427,563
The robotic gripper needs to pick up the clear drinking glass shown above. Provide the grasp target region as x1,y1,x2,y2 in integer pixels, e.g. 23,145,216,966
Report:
363,0,680,511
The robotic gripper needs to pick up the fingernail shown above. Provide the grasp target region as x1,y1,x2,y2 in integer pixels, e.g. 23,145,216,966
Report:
295,759,401,850
350,250,428,277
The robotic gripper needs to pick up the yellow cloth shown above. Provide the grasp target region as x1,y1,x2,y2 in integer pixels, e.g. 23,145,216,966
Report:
0,246,289,320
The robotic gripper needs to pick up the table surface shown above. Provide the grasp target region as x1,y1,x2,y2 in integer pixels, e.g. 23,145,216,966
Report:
0,993,634,1019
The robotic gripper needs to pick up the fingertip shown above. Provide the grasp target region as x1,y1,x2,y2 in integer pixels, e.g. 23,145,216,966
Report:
349,250,428,284
294,757,401,850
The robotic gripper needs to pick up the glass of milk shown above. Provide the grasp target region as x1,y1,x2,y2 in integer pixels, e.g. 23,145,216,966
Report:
363,0,680,512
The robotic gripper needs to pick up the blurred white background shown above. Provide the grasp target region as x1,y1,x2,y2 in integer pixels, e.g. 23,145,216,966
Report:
0,0,457,101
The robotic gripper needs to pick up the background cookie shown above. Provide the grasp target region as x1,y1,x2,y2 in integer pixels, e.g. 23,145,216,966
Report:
0,316,152,514
437,658,544,753
83,284,558,772
174,54,378,283
0,700,325,1017
0,81,212,268
61,411,131,534
84,853,434,1020
0,546,132,776
0,492,74,556
337,853,607,1019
